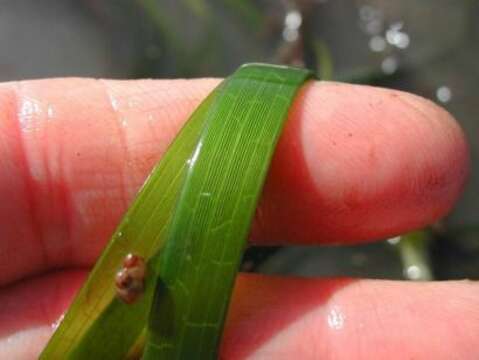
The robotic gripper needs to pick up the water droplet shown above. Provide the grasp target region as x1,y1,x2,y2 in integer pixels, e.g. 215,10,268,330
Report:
18,98,42,129
369,35,387,52
20,99,40,117
405,265,422,280
117,231,123,237
283,28,299,42
381,56,399,74
47,104,54,118
51,314,65,330
386,28,410,49
358,5,383,35
284,10,302,30
327,305,345,330
389,21,404,31
436,86,452,103
110,97,119,111
188,142,203,168
387,236,401,245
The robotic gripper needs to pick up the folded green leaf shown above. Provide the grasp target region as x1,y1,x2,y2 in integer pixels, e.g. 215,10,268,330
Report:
143,64,313,359
40,63,313,359
40,89,221,360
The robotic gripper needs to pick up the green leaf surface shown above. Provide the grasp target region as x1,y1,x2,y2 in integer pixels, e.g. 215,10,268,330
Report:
143,64,312,359
40,63,313,359
40,88,221,360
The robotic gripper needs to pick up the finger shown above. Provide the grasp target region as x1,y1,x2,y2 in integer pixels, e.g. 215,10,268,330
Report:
0,270,86,359
222,275,479,359
252,82,468,245
1,272,477,359
0,79,468,285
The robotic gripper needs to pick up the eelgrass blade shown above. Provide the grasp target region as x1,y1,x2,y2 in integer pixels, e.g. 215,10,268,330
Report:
40,87,224,359
41,63,313,359
142,64,313,359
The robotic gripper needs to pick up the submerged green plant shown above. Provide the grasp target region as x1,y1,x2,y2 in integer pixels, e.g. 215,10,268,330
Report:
40,63,313,359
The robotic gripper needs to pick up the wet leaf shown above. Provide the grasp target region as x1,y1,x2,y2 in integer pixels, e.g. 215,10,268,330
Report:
40,63,313,359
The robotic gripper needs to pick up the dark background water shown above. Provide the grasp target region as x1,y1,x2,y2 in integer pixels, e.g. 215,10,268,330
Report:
1,0,477,280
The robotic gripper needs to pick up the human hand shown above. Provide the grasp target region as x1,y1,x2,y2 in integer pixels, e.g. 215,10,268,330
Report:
0,78,474,359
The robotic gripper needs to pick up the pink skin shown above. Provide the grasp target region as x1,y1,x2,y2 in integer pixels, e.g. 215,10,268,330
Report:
0,78,474,359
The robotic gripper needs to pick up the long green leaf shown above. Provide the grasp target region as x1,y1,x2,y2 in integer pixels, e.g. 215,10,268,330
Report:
143,64,312,359
41,63,312,359
40,88,223,359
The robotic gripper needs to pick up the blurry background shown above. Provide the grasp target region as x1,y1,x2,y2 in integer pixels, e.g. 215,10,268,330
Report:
1,0,477,280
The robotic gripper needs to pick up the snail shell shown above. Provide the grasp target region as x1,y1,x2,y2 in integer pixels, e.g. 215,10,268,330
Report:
115,254,146,304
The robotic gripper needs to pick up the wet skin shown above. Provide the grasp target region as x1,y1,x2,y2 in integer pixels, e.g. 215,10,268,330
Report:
0,78,476,359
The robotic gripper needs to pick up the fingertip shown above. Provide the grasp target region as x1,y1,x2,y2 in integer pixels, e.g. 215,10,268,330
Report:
253,81,469,244
302,82,469,241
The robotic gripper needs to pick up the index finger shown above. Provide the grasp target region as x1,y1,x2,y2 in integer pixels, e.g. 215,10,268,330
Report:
0,78,468,285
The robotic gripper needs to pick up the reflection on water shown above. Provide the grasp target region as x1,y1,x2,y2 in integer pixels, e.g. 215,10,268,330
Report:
327,305,346,331
381,56,398,74
436,86,452,103
283,10,302,43
385,22,410,49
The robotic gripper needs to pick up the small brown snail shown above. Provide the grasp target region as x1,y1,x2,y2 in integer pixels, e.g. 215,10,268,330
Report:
115,253,146,304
